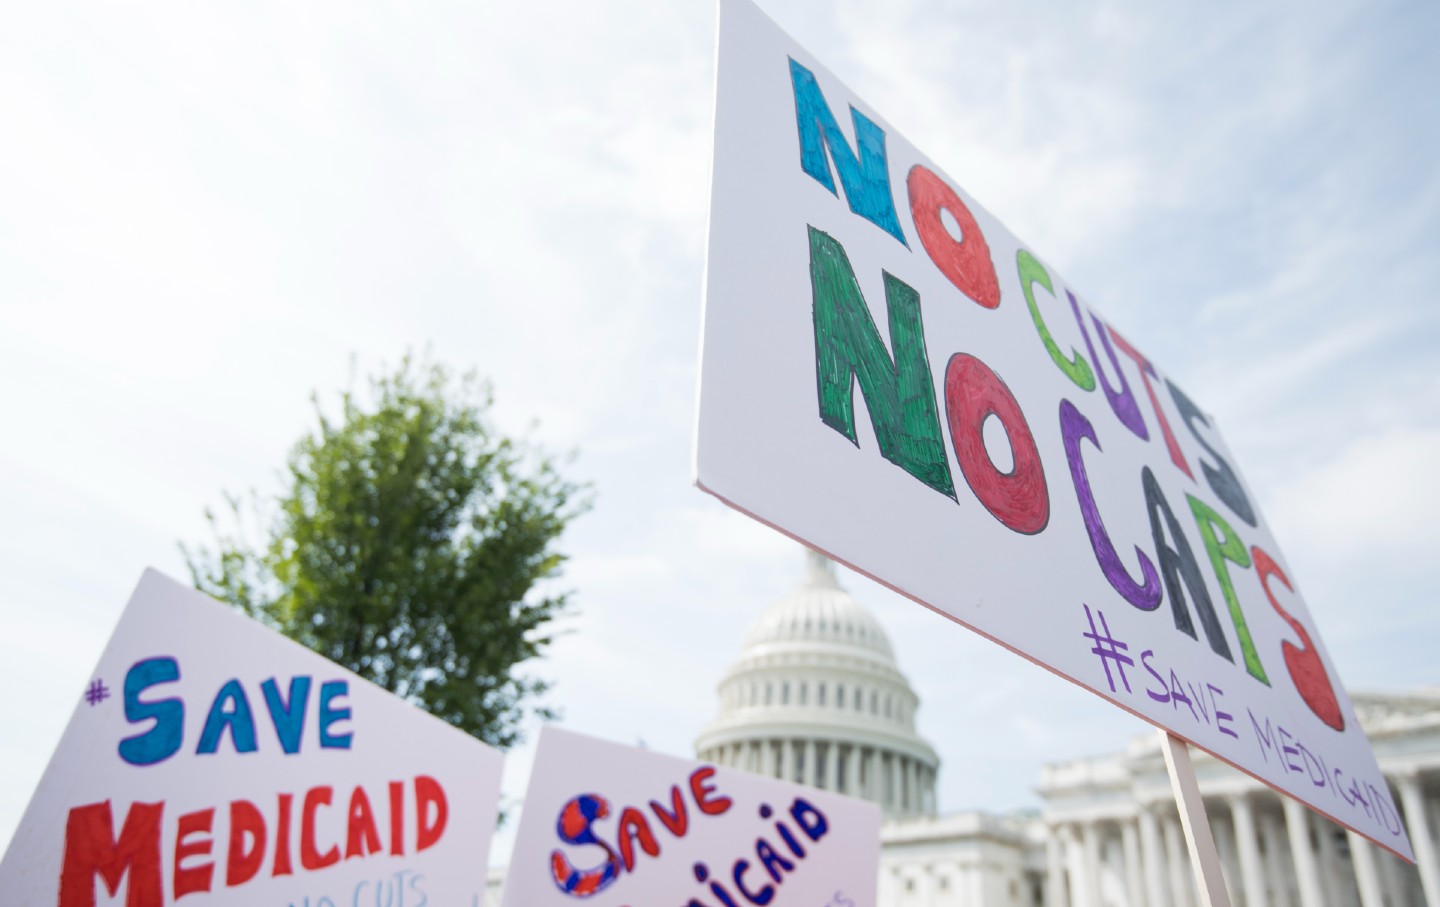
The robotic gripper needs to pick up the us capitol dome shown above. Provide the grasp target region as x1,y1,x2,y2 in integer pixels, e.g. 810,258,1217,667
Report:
694,548,939,820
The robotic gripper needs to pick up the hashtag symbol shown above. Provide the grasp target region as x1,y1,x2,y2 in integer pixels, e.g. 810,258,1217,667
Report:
84,679,110,706
1082,605,1133,694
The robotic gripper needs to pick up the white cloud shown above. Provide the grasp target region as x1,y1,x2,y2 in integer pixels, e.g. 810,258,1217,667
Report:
1271,427,1440,561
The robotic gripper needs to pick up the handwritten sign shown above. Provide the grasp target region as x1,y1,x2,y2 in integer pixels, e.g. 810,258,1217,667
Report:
0,569,504,905
694,0,1412,860
500,727,880,907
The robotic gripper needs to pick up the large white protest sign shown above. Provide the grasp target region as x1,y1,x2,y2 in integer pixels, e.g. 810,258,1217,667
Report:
694,0,1412,859
500,727,880,907
0,569,504,905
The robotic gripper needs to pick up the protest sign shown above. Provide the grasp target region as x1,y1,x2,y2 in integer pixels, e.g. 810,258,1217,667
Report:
694,0,1412,859
0,568,504,906
500,727,880,907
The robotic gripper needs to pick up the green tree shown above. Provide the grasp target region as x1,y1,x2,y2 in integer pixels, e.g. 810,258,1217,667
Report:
184,356,589,749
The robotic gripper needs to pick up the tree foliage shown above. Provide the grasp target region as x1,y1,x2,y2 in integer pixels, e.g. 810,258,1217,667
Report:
184,357,589,749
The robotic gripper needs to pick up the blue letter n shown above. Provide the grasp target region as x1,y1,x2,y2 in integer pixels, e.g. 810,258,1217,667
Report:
789,58,907,247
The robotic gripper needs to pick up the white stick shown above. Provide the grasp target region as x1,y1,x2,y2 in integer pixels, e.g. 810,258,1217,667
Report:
1159,729,1234,907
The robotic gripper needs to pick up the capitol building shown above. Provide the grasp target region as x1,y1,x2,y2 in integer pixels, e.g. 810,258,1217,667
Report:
692,549,1440,907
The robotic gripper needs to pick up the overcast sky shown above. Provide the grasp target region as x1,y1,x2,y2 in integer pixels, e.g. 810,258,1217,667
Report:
2,0,1436,866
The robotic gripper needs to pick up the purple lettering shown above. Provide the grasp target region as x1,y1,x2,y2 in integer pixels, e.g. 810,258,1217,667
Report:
1141,651,1169,704
1277,727,1302,774
1209,685,1237,739
1059,400,1162,610
1168,671,1197,721
1072,302,1147,440
1249,709,1276,764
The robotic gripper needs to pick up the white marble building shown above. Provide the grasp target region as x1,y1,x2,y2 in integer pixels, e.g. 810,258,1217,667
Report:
693,551,1440,907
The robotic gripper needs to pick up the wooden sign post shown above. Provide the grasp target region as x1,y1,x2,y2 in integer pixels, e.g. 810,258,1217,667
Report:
1161,730,1234,907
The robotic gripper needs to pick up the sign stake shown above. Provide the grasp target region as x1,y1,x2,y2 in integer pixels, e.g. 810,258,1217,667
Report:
1160,729,1234,907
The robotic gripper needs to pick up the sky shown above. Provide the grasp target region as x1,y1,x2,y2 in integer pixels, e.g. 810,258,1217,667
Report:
2,0,1437,867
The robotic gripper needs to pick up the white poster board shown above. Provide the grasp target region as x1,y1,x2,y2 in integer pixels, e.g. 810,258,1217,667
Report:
0,569,505,905
501,727,880,907
695,0,1412,860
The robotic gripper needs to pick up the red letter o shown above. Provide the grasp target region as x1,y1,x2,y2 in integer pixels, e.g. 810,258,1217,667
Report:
944,354,1048,534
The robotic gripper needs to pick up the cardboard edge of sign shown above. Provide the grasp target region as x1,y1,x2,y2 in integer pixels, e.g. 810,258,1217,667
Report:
688,0,731,497
692,478,1417,866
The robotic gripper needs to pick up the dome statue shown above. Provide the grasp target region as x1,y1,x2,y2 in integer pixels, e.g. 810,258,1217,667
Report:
695,547,940,819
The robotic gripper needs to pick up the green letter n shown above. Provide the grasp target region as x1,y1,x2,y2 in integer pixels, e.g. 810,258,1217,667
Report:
810,226,955,499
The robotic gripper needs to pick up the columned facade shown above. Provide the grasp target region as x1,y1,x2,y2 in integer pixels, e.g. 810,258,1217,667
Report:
840,690,1437,907
1036,691,1440,907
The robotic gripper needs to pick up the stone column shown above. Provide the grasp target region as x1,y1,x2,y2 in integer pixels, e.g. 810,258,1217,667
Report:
826,741,840,792
803,739,817,787
1397,772,1440,907
1062,825,1085,907
874,752,886,809
907,759,920,816
1079,822,1104,907
1212,808,1240,903
781,739,795,783
867,748,880,802
1121,817,1143,907
1162,812,1191,907
1313,818,1350,907
1344,830,1385,907
902,759,911,816
1139,806,1170,907
890,756,901,816
898,755,909,815
846,745,861,798
892,755,904,815
1260,810,1294,907
879,865,897,904
1432,790,1440,846
1228,794,1266,907
1376,840,1410,907
967,860,986,905
1283,796,1326,907
890,754,902,815
1046,824,1068,907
